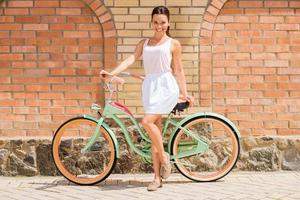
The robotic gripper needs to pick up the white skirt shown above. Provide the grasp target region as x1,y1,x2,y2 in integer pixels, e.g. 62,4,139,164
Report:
142,72,179,114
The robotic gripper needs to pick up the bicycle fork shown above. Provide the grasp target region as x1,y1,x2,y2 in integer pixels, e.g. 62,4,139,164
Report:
80,117,105,154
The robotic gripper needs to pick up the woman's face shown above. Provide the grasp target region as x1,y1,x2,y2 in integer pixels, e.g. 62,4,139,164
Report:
152,14,169,34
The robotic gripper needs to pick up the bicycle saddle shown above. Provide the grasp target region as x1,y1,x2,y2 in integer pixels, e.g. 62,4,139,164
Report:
171,101,189,115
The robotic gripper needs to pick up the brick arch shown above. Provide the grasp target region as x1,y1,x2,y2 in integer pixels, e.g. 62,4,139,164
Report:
81,0,117,68
199,0,300,136
0,0,116,137
199,0,229,108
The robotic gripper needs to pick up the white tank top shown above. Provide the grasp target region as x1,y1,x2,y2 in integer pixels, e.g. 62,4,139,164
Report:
142,37,172,75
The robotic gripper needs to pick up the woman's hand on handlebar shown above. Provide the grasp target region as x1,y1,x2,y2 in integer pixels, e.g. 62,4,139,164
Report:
99,70,125,84
99,70,112,80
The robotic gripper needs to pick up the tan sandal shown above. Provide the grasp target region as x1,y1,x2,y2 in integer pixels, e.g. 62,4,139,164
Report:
160,152,171,179
147,180,162,191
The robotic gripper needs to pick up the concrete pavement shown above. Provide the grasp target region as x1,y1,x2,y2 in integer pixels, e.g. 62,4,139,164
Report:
0,171,299,200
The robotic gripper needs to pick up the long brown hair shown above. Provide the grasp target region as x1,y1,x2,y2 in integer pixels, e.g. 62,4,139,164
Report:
151,6,171,37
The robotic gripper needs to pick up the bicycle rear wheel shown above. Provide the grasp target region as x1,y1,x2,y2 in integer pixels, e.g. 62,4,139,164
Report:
171,116,240,182
52,117,116,185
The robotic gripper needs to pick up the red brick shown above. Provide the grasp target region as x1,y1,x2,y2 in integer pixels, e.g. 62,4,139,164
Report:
30,8,55,15
264,105,288,113
25,85,50,92
37,31,62,38
39,93,64,100
0,46,9,53
40,107,64,114
0,16,14,23
265,91,289,98
278,83,300,90
34,1,59,7
41,16,66,23
50,24,75,30
260,16,284,23
234,16,258,23
0,54,23,61
290,1,300,7
239,1,263,7
52,38,77,45
240,121,263,128
252,38,275,45
265,75,289,82
23,24,48,30
61,0,85,7
52,85,77,91
7,1,33,7
252,67,276,75
10,31,35,38
26,115,51,122
264,1,288,8
285,16,300,23
53,100,78,107
25,100,51,107
65,92,91,100
14,122,38,129
63,31,89,38
227,67,251,75
226,53,250,60
0,122,13,129
223,1,238,8
220,8,244,15
38,61,64,68
251,83,276,91
15,16,40,23
5,8,29,15
245,8,269,15
56,8,81,15
94,5,106,16
50,68,76,76
0,100,24,106
12,46,36,53
276,24,299,31
67,16,92,23
13,107,38,114
264,31,287,37
264,121,288,129
270,9,295,15
265,60,289,67
265,45,289,52
0,24,22,30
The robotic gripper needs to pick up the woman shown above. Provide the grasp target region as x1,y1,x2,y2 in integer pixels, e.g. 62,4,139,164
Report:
100,6,194,191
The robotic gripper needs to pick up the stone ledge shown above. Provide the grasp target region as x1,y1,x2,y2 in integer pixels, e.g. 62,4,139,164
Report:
0,135,299,176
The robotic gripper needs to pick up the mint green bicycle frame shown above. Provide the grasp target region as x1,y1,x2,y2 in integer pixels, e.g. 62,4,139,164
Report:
79,100,240,164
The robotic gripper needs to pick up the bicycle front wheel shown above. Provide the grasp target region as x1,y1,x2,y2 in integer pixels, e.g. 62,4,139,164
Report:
171,116,240,182
52,117,117,185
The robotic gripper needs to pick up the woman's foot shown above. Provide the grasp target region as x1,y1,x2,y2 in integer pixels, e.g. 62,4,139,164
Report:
147,179,162,191
160,152,171,179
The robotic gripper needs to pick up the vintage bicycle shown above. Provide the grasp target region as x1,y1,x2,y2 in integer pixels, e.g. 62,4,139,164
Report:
52,72,240,185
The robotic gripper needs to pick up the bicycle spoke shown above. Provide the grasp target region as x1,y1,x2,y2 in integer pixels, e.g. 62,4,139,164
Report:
52,118,116,185
172,116,239,182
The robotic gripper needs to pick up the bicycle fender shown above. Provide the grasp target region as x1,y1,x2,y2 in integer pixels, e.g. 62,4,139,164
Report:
167,112,241,153
83,115,120,158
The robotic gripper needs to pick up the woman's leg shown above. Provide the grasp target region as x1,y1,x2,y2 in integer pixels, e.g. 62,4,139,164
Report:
141,114,168,165
151,116,163,180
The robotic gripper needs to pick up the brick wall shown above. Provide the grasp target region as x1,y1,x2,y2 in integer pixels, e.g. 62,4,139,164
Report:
0,0,299,137
200,0,300,136
0,0,116,136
